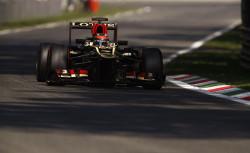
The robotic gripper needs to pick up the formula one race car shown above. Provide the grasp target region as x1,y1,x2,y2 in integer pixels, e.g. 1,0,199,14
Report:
36,17,164,89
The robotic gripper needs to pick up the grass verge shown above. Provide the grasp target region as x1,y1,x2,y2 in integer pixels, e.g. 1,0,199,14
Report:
0,5,132,31
167,26,250,90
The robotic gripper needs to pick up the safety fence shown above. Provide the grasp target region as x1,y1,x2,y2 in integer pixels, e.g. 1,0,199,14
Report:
241,0,250,69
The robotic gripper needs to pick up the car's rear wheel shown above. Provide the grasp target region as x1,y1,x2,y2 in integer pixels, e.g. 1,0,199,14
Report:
47,44,68,85
141,48,164,90
36,43,51,82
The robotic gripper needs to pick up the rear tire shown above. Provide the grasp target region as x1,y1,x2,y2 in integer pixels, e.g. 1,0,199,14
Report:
47,44,68,85
36,43,51,82
141,48,164,90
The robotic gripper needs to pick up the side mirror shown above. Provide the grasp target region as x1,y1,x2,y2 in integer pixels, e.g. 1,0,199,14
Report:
75,39,86,44
117,40,128,46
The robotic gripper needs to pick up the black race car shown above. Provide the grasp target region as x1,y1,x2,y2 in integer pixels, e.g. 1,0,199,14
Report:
36,17,164,89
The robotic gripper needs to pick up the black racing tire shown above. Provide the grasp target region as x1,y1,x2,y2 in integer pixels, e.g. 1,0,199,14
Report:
36,43,51,82
141,48,164,90
130,47,145,71
47,44,68,84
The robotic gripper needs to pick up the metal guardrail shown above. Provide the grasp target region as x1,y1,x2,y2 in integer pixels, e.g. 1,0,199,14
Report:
240,0,250,69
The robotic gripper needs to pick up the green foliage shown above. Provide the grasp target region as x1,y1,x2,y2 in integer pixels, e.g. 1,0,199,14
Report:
167,27,250,90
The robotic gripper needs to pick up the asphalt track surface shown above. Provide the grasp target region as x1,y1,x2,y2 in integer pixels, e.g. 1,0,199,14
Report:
0,2,249,153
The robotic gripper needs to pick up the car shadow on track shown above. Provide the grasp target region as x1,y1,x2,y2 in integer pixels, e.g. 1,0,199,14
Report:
1,85,250,139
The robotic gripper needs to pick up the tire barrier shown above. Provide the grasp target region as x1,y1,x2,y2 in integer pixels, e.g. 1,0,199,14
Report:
241,0,250,69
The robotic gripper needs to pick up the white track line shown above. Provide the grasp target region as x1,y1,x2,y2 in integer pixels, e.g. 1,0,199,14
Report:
178,76,200,82
202,85,230,91
168,74,191,79
192,80,217,86
165,76,250,106
0,6,151,36
163,20,241,64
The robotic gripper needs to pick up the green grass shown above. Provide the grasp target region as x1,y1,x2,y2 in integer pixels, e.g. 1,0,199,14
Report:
167,26,250,90
0,5,132,30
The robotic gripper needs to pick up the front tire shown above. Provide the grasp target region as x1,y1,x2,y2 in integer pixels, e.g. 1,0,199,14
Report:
36,43,51,82
47,44,68,85
141,48,164,90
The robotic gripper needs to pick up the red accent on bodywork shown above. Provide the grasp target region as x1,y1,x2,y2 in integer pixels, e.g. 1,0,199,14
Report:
79,69,88,74
69,69,75,74
138,72,145,77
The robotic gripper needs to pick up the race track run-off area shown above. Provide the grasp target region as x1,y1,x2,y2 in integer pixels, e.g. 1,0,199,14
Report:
1,1,250,153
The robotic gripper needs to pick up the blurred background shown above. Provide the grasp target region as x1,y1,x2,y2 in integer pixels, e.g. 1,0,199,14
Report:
1,0,245,24
0,0,93,24
2,1,250,153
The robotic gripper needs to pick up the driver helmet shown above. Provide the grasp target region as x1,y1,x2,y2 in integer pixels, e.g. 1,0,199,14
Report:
94,33,109,47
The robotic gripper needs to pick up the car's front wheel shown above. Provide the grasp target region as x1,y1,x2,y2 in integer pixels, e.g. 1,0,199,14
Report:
47,44,68,85
36,43,51,82
141,48,164,90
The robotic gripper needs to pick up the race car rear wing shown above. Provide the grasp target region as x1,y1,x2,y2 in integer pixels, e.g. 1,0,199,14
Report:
92,17,108,22
70,22,117,30
69,22,118,45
